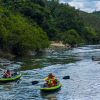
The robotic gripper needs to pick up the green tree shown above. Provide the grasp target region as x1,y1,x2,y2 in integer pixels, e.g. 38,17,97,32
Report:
63,29,83,46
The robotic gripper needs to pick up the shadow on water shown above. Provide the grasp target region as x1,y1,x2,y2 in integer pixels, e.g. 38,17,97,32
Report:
40,91,58,100
1,83,12,90
15,49,82,71
20,56,81,71
40,83,62,100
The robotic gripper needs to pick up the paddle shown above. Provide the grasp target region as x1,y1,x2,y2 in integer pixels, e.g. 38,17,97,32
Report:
0,68,5,71
32,75,70,85
0,69,12,78
0,68,9,78
0,68,6,76
32,78,46,85
63,75,70,79
32,81,39,85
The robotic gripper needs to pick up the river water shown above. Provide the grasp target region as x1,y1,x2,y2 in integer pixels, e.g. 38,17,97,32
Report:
0,45,100,100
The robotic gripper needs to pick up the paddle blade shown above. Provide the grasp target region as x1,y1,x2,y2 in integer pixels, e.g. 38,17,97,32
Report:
63,76,70,79
32,81,39,85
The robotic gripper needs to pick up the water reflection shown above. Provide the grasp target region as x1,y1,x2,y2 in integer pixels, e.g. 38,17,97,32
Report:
2,84,13,91
41,92,57,100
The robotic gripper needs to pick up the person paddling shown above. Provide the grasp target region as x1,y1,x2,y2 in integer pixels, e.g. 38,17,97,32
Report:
3,70,12,78
45,73,58,87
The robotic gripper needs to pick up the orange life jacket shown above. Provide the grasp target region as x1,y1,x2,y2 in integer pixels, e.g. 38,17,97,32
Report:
52,77,57,86
46,76,57,87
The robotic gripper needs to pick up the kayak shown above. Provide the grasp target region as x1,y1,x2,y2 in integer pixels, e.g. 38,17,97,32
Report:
0,73,21,83
40,82,62,92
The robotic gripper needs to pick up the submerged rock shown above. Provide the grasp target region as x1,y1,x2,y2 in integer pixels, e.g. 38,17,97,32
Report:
92,56,100,61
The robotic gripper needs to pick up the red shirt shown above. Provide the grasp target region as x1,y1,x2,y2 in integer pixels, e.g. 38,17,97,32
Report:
4,72,12,78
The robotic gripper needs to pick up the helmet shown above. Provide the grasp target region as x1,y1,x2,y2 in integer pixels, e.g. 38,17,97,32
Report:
48,73,54,78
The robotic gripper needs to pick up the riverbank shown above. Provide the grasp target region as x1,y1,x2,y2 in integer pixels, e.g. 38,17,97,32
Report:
0,41,71,59
50,41,71,50
45,41,71,53
50,41,71,48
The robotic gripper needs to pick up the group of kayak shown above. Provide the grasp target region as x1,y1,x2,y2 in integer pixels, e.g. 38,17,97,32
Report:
0,70,62,92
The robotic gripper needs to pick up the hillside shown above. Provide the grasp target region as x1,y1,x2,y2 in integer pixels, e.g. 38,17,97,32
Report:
0,0,98,56
79,11,100,42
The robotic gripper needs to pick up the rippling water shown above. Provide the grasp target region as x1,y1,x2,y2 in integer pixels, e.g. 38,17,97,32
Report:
0,45,100,100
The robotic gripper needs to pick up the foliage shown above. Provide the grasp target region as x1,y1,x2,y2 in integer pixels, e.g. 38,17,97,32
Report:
0,0,99,56
0,7,49,56
63,29,84,46
79,11,100,43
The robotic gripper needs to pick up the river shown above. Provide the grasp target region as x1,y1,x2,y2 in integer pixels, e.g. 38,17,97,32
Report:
0,45,100,100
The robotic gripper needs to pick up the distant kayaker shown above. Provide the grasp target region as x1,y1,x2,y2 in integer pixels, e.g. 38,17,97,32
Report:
45,73,58,87
3,70,12,78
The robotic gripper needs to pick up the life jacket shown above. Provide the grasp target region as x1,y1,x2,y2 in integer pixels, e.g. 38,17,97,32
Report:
4,72,12,78
51,77,57,86
46,76,57,87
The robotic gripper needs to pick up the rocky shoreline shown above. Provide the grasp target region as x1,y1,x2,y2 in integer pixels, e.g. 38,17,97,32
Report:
50,41,71,48
45,41,71,53
0,41,71,64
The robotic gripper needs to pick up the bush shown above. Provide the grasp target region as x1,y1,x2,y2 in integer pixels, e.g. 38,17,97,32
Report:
63,29,84,46
0,7,49,56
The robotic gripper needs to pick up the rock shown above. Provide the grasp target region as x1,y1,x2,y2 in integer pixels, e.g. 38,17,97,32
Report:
92,56,100,61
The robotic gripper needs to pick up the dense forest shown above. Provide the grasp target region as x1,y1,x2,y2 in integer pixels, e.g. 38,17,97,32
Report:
0,0,99,56
79,11,100,42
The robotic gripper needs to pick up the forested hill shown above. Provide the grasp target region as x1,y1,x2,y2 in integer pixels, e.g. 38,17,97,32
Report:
0,0,99,56
79,11,100,42
93,11,100,16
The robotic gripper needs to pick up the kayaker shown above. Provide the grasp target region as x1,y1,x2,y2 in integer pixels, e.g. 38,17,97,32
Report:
3,70,12,78
45,73,58,87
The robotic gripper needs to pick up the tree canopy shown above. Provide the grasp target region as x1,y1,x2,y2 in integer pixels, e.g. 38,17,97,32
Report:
0,0,99,56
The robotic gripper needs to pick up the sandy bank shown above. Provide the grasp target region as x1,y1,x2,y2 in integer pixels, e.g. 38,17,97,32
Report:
50,41,71,48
